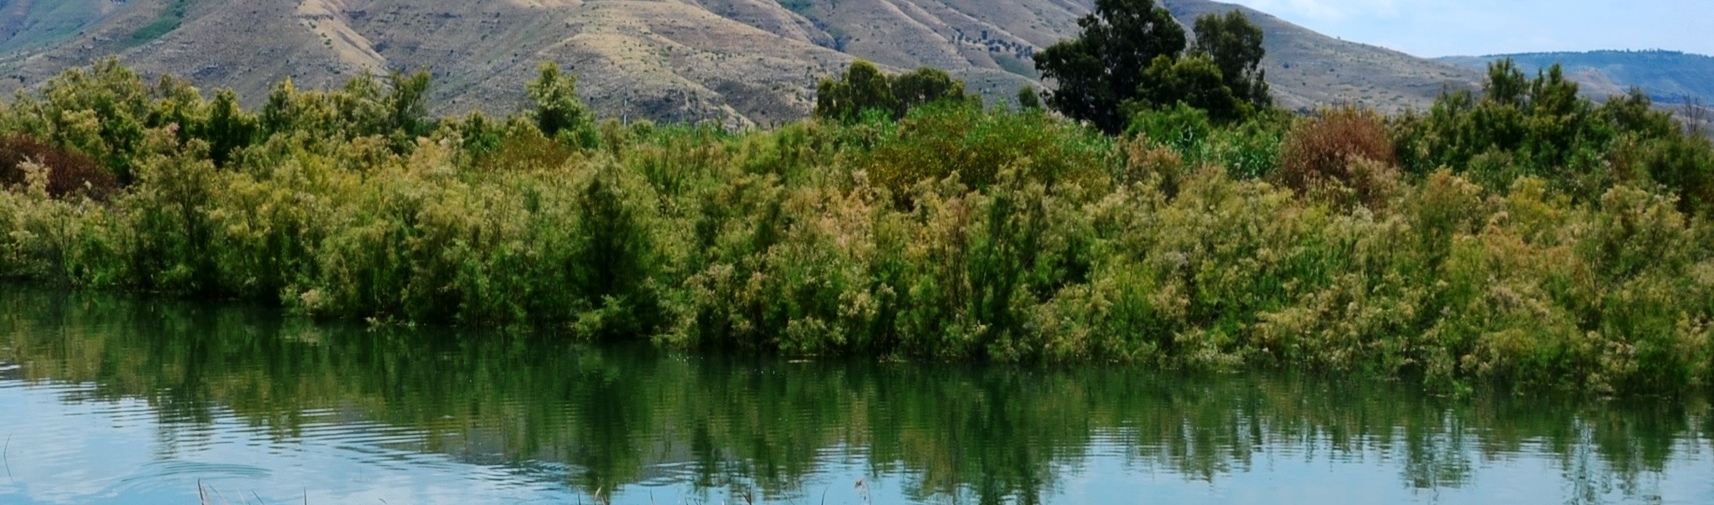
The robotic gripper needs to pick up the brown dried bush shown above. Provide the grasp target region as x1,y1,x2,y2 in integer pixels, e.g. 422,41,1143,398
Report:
0,134,116,200
1275,106,1398,209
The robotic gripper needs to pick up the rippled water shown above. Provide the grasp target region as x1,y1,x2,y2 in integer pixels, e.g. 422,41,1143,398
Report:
1,288,1712,505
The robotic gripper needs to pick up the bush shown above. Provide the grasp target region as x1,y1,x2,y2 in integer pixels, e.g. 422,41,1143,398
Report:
863,102,1110,206
0,134,116,200
1276,107,1398,209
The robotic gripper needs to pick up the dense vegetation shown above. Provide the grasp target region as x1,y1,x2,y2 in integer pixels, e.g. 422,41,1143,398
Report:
3,41,1714,394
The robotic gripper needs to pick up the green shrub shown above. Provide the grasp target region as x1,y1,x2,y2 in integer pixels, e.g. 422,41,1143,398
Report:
863,102,1110,205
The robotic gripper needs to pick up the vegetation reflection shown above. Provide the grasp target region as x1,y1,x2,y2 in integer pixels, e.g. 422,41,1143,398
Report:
2,289,1707,504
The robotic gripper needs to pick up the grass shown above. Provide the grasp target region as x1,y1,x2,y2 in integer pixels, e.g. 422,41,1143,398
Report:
130,0,197,44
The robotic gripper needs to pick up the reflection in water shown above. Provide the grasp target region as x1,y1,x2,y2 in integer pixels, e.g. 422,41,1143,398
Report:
0,287,1711,505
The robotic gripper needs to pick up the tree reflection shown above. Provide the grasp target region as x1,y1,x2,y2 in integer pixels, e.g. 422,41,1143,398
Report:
1,288,1708,504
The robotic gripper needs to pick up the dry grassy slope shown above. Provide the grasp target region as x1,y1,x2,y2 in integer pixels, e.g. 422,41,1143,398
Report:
0,0,122,54
1160,1,1480,113
1439,51,1714,106
0,0,1483,126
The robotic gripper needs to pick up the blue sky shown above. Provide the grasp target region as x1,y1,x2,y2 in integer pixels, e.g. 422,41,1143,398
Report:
1221,0,1714,57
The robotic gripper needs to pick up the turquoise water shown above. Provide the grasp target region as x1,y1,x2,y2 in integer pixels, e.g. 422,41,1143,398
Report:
1,288,1710,504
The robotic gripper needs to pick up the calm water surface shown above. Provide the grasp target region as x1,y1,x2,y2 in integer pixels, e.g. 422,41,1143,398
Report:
1,288,1711,505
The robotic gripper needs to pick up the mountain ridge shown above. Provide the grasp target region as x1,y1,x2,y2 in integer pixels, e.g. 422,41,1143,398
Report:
0,0,1483,126
1437,50,1714,106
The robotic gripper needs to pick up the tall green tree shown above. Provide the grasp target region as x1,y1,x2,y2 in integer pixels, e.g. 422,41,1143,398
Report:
528,61,597,147
1036,2,1272,133
1034,0,1186,134
1191,11,1271,111
386,69,434,139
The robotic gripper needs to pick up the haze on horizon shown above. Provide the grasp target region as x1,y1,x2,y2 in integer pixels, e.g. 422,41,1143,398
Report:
1223,0,1714,58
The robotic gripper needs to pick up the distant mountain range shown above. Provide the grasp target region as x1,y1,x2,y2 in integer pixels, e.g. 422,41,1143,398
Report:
0,0,1490,125
1437,50,1714,106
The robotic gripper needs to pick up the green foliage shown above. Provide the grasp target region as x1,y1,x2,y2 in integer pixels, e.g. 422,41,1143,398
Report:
1139,54,1248,123
1125,103,1285,180
1191,10,1272,111
1037,2,1271,133
527,62,598,148
889,67,969,119
862,102,1111,203
201,89,258,167
130,0,195,43
386,70,435,140
1016,86,1042,111
4,60,1714,395
1390,58,1714,215
1035,0,1186,134
30,58,152,183
813,61,973,123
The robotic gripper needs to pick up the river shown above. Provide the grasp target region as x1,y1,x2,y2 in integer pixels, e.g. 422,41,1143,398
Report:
1,288,1710,504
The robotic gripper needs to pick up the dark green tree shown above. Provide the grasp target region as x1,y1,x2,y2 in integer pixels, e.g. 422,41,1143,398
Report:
815,60,894,122
203,89,257,167
1191,11,1271,111
890,67,968,119
1139,54,1246,123
1482,59,1529,107
1034,0,1186,134
814,61,972,122
386,69,434,139
528,61,597,147
1016,86,1042,111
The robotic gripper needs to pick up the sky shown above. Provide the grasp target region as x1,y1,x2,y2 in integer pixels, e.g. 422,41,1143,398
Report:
1220,0,1714,58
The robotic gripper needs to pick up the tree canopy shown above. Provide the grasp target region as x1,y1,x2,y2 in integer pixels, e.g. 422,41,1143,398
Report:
1034,0,1186,134
814,61,974,122
1036,0,1272,133
1192,11,1271,112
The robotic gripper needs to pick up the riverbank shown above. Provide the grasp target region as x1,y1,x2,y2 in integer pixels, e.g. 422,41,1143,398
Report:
3,60,1713,394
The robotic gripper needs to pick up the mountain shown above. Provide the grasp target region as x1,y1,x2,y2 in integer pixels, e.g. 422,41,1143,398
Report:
1437,50,1714,106
0,0,1481,126
1158,1,1479,113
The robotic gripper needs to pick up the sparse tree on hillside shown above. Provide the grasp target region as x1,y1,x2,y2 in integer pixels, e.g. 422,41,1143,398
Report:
1016,86,1042,111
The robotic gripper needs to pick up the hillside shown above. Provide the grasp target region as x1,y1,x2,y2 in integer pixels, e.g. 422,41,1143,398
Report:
1438,50,1714,105
1160,1,1479,113
0,0,1482,125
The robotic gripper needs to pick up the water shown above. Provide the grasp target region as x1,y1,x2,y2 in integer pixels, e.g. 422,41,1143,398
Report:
1,288,1711,505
